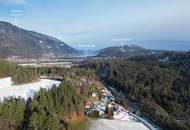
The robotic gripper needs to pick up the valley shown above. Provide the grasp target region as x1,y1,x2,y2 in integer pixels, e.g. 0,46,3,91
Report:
0,20,189,130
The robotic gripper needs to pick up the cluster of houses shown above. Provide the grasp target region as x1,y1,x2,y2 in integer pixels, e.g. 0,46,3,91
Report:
85,87,159,130
85,88,117,118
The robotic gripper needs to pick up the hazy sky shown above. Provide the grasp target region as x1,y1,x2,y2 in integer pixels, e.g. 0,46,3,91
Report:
0,0,190,50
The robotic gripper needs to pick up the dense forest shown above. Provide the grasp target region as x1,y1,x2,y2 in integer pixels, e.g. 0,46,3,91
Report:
12,67,39,85
0,60,39,84
0,60,15,78
83,52,190,130
1,52,190,130
0,65,101,130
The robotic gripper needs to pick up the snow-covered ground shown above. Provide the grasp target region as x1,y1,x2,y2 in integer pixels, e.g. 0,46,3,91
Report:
137,116,158,130
0,77,61,101
90,119,150,130
90,87,159,130
111,102,137,122
114,110,136,121
112,101,158,130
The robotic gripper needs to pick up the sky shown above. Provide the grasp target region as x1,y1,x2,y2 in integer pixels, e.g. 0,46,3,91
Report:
0,0,190,50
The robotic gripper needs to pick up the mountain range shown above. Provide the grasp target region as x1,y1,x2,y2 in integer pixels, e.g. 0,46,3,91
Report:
0,21,79,58
0,21,171,59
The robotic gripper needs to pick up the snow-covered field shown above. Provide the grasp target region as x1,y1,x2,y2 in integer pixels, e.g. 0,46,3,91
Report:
90,119,150,130
114,110,136,121
0,77,61,101
112,103,132,121
112,102,158,130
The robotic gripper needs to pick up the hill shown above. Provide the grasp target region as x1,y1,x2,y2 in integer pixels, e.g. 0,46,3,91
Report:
83,52,190,130
96,44,163,58
0,21,79,58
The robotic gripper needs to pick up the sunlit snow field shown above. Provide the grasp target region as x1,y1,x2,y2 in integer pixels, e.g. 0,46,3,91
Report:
90,119,150,130
0,77,61,101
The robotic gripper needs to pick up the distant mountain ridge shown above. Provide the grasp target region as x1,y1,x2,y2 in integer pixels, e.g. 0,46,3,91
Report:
96,44,163,58
0,21,79,58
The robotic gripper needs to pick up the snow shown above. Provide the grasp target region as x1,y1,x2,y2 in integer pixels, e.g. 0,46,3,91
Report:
111,102,135,121
151,51,156,54
114,111,134,121
159,57,169,63
90,119,150,130
39,40,44,43
0,77,61,101
47,46,52,49
90,85,159,130
138,116,158,130
111,102,158,130
128,112,159,130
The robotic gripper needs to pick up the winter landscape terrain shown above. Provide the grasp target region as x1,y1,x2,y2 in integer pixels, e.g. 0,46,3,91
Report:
0,77,61,101
0,1,189,130
90,119,149,130
88,87,158,130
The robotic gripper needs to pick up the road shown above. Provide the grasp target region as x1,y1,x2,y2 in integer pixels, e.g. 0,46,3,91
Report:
102,82,161,130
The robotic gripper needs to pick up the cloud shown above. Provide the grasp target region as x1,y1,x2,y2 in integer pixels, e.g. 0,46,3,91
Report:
0,0,25,5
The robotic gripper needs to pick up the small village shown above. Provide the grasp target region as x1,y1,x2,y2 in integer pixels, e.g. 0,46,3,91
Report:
85,87,159,130
85,87,135,120
85,88,114,118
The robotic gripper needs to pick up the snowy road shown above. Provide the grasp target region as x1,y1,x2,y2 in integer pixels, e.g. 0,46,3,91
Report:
104,83,160,130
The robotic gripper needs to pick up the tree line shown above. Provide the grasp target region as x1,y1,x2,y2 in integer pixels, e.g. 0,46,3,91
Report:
0,60,39,84
83,52,190,130
0,67,101,130
0,60,16,78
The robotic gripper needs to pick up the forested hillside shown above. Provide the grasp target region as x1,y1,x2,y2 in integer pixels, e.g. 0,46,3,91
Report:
0,67,102,130
96,45,163,58
83,52,190,130
1,52,190,130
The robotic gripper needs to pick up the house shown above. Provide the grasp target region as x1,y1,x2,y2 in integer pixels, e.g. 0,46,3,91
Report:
85,101,92,109
99,110,105,116
92,92,97,97
108,103,113,108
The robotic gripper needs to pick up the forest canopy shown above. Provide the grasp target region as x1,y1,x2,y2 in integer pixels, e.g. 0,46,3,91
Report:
83,54,190,130
0,60,39,84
